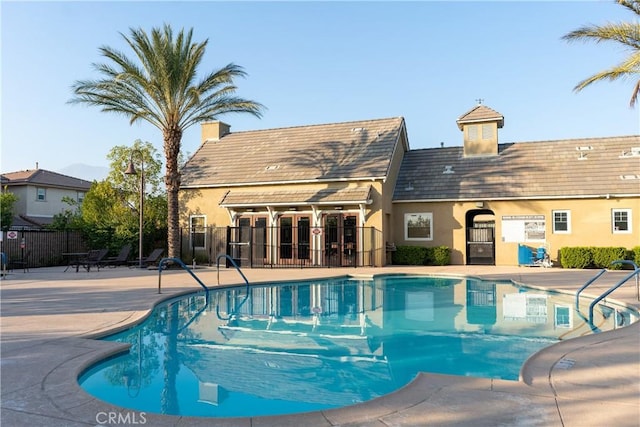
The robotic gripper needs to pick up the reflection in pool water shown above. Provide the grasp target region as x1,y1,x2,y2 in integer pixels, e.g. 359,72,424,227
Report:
79,275,637,417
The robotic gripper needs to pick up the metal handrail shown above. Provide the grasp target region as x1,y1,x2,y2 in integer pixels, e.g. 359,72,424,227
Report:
215,254,251,321
575,268,607,309
157,257,209,295
588,260,640,324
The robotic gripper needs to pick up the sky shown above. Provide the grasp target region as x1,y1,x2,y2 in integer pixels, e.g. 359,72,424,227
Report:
2,1,639,180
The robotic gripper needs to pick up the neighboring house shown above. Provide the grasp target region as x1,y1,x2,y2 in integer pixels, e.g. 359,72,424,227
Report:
0,168,92,229
179,105,640,267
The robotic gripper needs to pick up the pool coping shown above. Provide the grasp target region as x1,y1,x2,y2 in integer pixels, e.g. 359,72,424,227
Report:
1,265,639,426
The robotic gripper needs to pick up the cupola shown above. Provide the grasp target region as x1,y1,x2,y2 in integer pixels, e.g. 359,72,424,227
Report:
456,102,504,157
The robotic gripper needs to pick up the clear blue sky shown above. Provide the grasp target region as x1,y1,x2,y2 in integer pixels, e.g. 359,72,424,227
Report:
2,1,639,176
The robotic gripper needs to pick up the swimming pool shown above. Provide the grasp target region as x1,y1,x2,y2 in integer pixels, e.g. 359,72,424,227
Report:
79,275,637,417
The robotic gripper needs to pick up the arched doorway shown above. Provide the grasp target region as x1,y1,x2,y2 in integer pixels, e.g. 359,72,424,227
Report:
466,209,495,265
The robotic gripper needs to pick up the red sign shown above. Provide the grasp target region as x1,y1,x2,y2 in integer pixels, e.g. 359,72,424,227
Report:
311,227,323,235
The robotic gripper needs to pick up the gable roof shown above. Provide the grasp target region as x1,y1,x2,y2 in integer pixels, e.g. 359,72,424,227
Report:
456,104,504,130
393,135,640,201
180,117,407,188
1,169,92,190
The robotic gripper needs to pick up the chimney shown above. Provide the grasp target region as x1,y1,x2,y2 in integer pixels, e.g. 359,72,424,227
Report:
201,121,231,144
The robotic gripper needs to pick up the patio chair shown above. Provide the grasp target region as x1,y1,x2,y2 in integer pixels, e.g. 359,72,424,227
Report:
9,250,30,273
81,248,109,272
128,248,164,268
103,244,132,267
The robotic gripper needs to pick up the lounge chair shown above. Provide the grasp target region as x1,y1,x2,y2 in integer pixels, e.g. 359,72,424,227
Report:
9,250,30,273
81,248,109,272
128,248,164,268
103,244,132,267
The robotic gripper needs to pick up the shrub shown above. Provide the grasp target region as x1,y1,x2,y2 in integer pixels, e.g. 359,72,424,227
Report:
560,246,634,269
559,247,592,269
431,246,451,266
392,246,427,265
592,247,628,269
392,245,450,266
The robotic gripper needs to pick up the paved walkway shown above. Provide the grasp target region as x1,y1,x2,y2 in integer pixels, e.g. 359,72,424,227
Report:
1,265,639,426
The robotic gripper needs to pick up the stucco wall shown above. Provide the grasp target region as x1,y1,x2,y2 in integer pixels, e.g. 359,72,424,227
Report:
393,197,640,266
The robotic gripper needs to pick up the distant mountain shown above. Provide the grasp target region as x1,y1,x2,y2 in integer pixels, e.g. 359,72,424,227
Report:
57,163,109,182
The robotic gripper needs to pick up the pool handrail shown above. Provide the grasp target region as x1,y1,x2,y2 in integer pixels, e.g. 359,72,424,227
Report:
575,268,607,309
215,254,251,321
157,257,209,295
588,260,640,324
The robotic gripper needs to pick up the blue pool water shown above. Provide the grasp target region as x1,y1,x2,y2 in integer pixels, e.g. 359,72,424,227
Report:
79,275,637,417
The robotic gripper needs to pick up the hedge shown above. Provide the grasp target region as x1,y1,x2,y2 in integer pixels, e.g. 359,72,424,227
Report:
392,245,450,266
559,246,637,269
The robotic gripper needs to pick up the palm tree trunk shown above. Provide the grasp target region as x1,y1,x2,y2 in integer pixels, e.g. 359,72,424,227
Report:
164,127,183,259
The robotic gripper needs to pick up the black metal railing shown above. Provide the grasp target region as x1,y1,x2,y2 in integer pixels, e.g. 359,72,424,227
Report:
179,226,384,268
0,229,86,268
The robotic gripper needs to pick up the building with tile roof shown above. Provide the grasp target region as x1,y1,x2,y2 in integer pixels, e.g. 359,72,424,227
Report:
1,168,92,229
180,117,409,266
179,105,640,266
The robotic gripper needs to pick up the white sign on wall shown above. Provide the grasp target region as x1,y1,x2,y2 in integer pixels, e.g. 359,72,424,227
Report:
501,215,546,243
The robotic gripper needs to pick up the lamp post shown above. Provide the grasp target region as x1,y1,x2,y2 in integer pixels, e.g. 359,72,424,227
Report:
125,150,144,269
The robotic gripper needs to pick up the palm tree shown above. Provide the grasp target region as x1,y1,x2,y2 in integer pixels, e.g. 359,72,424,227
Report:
562,0,640,107
70,25,264,258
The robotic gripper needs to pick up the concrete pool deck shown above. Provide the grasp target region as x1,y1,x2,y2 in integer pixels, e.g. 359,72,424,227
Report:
1,265,639,426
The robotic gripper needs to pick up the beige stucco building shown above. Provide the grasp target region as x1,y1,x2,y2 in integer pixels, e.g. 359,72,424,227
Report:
179,105,640,267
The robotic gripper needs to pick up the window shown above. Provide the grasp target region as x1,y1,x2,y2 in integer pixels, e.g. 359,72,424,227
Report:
77,192,85,203
405,213,433,241
189,215,206,248
482,124,494,139
36,187,46,201
552,210,571,234
612,209,632,233
467,125,478,141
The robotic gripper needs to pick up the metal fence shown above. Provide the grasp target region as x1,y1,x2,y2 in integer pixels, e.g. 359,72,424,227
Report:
1,225,385,269
1,230,87,269
179,226,385,268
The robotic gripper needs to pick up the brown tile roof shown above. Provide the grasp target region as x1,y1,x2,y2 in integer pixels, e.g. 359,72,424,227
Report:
0,169,92,190
220,186,372,207
393,135,640,201
180,117,406,188
456,105,504,130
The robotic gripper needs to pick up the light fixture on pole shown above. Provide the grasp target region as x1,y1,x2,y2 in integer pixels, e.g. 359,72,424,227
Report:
125,150,144,269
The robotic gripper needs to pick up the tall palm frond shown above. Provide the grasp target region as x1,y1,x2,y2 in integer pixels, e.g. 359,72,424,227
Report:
70,24,264,257
562,0,640,107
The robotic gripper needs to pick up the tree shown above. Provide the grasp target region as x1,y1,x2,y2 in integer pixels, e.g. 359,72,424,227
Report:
81,142,166,253
70,25,264,257
48,196,84,231
0,189,18,231
562,0,640,106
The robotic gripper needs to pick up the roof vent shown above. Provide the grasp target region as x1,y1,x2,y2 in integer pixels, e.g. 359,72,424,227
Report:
443,165,454,174
351,127,365,132
620,147,640,158
576,146,592,160
620,174,640,180
265,165,280,171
